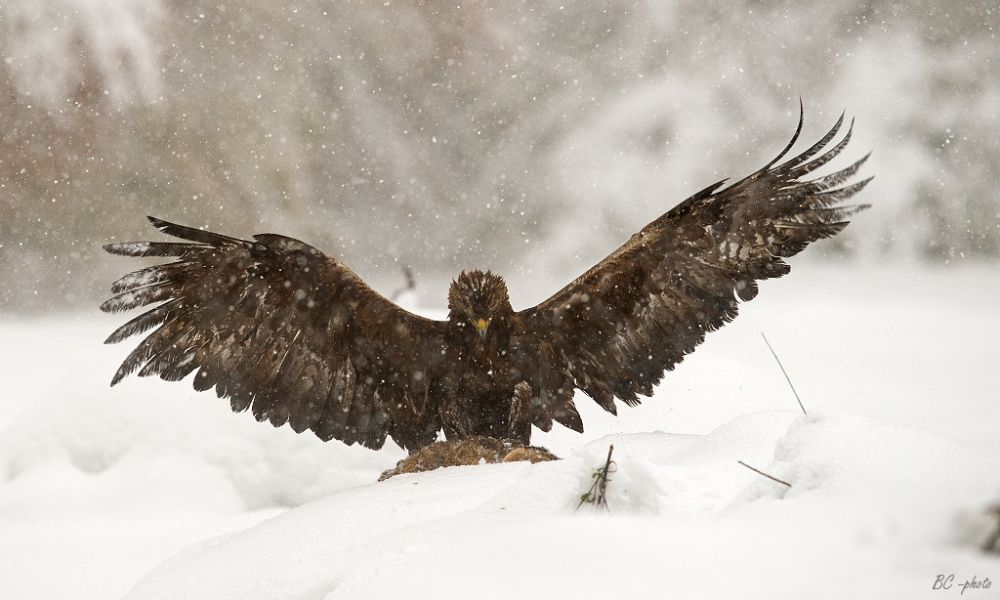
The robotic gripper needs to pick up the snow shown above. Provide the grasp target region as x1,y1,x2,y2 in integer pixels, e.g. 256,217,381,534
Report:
124,410,1000,600
2,263,999,599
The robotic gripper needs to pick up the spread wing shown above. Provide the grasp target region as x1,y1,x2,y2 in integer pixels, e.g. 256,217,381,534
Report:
101,217,446,451
518,105,872,418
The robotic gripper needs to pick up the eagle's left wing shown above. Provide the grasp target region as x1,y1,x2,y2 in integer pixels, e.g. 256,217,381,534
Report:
517,106,871,421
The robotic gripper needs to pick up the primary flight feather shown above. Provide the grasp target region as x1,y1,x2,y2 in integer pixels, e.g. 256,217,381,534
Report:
102,106,871,452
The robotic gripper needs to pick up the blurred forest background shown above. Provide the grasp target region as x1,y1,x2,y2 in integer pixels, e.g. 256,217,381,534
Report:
1,0,997,313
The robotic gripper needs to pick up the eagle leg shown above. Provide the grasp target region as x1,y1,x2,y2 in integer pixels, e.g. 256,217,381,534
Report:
505,381,534,447
440,402,471,443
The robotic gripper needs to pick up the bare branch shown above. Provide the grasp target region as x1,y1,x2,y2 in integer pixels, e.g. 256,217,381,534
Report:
388,265,416,302
983,504,1000,554
577,444,616,511
738,460,792,488
761,332,807,415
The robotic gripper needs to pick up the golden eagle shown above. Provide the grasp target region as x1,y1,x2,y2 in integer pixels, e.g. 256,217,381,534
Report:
101,108,871,452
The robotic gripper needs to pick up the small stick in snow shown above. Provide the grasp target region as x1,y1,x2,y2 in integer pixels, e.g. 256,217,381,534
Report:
737,460,791,488
761,332,807,415
577,444,616,511
388,265,416,302
982,504,1000,554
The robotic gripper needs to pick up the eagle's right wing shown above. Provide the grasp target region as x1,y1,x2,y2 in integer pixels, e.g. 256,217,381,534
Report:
518,105,871,418
102,217,446,451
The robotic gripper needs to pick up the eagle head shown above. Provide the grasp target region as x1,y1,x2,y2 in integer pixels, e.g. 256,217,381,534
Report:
447,270,513,339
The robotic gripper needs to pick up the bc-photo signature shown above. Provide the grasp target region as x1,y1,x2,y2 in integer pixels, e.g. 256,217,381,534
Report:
932,574,992,595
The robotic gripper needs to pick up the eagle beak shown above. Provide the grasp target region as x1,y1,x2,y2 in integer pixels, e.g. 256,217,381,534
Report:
474,318,489,340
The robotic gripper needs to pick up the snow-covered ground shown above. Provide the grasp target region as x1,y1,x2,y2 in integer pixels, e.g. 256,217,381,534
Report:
1,263,998,599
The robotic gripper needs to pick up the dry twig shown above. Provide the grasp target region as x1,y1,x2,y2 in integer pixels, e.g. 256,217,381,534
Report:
388,265,416,302
577,445,616,511
737,460,792,488
761,332,807,415
982,504,1000,554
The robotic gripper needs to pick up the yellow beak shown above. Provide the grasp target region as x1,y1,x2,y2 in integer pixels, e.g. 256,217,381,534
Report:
474,318,489,340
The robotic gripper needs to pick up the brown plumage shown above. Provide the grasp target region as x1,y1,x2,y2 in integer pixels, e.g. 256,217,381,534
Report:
101,106,872,453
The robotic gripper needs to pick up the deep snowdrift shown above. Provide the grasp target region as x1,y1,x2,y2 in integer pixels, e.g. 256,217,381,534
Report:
122,410,1000,600
1,265,998,599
